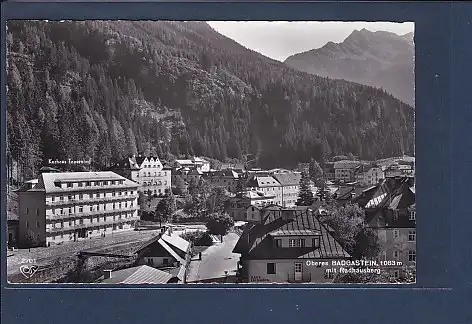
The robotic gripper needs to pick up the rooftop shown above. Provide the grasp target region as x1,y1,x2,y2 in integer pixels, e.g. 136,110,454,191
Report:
100,265,174,284
17,171,139,193
233,204,349,260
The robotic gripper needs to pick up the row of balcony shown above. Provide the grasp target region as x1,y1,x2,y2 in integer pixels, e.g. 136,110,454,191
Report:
45,207,138,222
46,216,140,234
46,194,139,206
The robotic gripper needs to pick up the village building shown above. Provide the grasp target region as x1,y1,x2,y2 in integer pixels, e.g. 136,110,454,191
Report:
175,157,210,173
16,171,139,247
233,204,350,283
355,164,385,186
227,190,276,221
246,175,283,206
111,155,172,196
134,228,192,283
272,172,302,207
203,169,239,193
334,160,362,182
323,162,336,181
352,177,416,279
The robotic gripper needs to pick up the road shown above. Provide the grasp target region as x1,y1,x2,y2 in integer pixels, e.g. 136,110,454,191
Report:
186,232,241,283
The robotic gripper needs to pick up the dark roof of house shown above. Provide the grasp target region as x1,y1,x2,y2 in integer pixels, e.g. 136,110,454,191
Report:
233,204,349,260
333,187,356,200
272,173,302,186
100,265,174,284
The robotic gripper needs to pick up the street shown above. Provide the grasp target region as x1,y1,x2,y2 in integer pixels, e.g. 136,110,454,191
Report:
186,232,241,283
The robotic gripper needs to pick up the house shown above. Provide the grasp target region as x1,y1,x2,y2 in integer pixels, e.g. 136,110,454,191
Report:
334,160,361,182
175,157,210,173
355,164,385,186
332,187,358,205
134,229,192,283
384,163,415,178
16,171,139,247
323,162,335,181
233,204,350,283
352,177,416,279
246,176,283,206
110,155,172,196
99,265,178,284
272,172,302,207
227,190,276,221
203,169,239,193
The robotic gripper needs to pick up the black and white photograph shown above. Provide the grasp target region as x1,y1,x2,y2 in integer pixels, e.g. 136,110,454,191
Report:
5,20,416,284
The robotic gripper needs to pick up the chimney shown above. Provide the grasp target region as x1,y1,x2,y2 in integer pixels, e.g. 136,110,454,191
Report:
103,270,112,279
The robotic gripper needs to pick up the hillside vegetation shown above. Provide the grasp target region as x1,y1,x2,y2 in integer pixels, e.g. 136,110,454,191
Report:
7,21,414,181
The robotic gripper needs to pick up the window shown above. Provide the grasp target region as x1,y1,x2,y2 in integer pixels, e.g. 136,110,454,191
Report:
393,250,399,260
68,207,72,214
147,258,154,266
52,196,55,202
79,219,83,225
25,220,29,228
324,269,334,279
393,210,399,220
393,230,400,239
78,182,83,187
61,221,64,228
86,181,91,186
312,237,320,248
163,258,169,265
69,221,72,226
267,263,276,274
26,208,29,214
394,270,400,279
60,208,64,215
79,206,83,213
113,203,116,210
275,239,282,248
96,192,100,198
408,230,416,242
408,250,416,262
36,209,40,216
409,211,416,221
79,194,83,200
89,193,93,199
289,239,304,247
67,182,72,188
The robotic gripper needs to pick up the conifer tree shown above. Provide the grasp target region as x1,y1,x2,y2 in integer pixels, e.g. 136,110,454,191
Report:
296,170,315,206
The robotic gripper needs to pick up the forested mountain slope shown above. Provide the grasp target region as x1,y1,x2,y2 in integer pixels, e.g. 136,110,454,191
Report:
6,21,414,180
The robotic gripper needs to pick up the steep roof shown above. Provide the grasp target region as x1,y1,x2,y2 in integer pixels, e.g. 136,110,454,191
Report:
272,173,302,186
233,206,350,260
100,265,174,284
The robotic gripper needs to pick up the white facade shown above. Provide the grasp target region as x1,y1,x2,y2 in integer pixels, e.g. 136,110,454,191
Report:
17,172,139,247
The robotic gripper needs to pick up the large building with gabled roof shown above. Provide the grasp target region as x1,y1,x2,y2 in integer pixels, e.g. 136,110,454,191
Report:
233,205,350,283
16,171,140,247
111,155,171,196
352,177,416,279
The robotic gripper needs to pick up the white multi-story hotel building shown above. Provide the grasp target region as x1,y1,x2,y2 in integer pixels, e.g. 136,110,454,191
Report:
16,171,139,247
112,155,172,196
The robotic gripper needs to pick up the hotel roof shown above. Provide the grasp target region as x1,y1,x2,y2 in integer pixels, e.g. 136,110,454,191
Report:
18,171,139,193
100,265,174,284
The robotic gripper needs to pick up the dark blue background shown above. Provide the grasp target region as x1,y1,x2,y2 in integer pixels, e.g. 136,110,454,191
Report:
1,1,471,323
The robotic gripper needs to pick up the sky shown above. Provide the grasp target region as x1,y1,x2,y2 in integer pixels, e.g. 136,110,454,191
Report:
208,21,414,62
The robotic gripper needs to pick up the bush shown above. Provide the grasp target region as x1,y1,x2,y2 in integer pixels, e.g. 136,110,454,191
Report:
180,230,213,246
